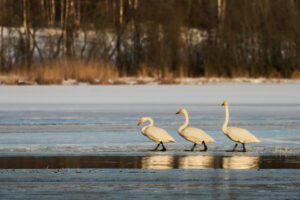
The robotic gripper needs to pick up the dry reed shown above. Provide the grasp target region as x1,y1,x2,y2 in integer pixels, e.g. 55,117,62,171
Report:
0,59,119,85
0,60,299,85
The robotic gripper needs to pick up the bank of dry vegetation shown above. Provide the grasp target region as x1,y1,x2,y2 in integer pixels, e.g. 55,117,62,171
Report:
1,61,299,85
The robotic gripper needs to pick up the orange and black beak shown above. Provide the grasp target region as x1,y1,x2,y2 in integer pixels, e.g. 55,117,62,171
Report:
137,120,143,126
176,109,182,114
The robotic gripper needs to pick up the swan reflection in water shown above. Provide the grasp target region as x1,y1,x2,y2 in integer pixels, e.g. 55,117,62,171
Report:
222,156,260,169
141,155,260,169
178,156,215,169
141,156,174,169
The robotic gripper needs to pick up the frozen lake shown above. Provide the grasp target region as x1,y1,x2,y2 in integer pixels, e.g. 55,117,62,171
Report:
0,84,300,199
0,84,299,155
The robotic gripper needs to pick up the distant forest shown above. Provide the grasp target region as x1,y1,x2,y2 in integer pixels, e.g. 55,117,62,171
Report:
0,0,300,81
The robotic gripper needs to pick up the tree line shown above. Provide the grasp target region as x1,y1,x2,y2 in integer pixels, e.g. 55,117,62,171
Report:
0,0,299,79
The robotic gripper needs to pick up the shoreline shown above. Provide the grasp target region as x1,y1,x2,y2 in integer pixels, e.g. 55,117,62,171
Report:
1,77,300,86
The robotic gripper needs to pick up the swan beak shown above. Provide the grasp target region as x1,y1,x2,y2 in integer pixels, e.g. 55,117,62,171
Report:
221,103,224,106
176,109,182,114
137,120,142,126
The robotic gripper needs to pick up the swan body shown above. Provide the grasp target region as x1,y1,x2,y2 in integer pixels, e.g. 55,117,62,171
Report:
222,127,260,144
138,117,175,151
176,108,215,151
222,101,260,152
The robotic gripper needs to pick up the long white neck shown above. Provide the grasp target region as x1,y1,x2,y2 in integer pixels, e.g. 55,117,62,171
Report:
222,105,229,132
141,117,154,133
179,110,189,132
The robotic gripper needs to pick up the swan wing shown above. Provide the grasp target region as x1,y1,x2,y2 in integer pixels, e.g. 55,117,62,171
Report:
144,126,175,143
180,127,215,144
224,127,260,143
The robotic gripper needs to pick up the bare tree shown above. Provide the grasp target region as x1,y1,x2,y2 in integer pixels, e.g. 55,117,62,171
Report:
0,0,5,69
23,0,32,69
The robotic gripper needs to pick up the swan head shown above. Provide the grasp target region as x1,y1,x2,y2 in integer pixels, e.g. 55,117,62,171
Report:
176,108,186,114
137,118,145,126
138,117,153,126
222,101,228,106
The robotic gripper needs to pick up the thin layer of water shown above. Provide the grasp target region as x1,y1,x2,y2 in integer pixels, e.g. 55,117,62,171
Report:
0,155,300,169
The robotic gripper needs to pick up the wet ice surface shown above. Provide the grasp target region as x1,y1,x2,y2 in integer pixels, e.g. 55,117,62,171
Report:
0,84,300,199
1,155,300,169
1,169,300,200
0,103,299,156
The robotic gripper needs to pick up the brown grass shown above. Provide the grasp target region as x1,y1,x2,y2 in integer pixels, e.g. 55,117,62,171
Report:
291,71,300,79
0,59,119,85
0,61,299,85
137,64,187,79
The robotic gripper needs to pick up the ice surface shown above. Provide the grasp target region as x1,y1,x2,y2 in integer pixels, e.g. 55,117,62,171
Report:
0,84,300,104
0,84,299,155
0,84,300,199
0,169,300,200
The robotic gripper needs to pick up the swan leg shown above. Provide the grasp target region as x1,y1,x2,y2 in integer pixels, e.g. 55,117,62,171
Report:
200,141,207,152
191,143,197,151
242,143,246,152
226,143,238,152
232,143,238,152
161,142,167,151
154,143,160,151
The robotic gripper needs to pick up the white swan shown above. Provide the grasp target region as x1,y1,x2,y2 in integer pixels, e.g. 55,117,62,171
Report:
138,117,175,151
222,101,260,152
176,108,215,151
